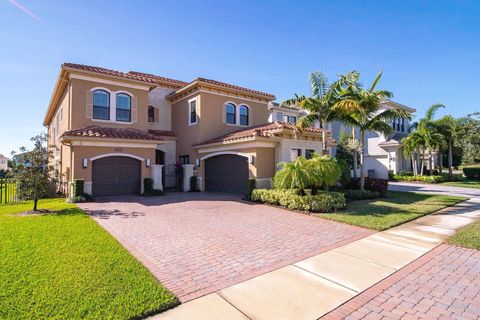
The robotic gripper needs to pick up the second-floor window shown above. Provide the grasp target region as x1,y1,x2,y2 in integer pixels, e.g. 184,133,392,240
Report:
116,93,131,122
148,106,155,122
189,100,198,125
285,115,297,124
239,105,249,126
93,90,110,120
226,103,236,124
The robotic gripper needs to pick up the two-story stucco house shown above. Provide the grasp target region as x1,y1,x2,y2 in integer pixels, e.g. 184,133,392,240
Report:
44,63,333,197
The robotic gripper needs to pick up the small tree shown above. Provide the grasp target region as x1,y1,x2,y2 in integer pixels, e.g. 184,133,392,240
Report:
9,133,59,211
308,154,341,192
274,157,312,195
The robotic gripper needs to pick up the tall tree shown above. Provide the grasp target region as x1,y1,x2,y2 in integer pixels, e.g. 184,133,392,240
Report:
434,115,457,178
416,104,445,175
456,112,480,165
334,70,410,190
281,72,336,153
402,131,425,176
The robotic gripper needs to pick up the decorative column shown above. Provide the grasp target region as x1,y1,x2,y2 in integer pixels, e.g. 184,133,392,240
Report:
182,164,194,192
151,164,163,191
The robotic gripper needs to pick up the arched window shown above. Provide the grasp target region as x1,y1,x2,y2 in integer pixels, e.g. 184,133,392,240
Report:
93,90,110,120
148,106,155,123
116,93,131,122
225,103,236,124
239,105,249,126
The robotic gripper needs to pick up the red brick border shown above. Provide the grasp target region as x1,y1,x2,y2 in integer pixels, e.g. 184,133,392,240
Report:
321,244,451,319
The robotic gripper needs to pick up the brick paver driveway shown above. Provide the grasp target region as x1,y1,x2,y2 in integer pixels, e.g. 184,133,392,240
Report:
80,193,372,302
323,244,480,320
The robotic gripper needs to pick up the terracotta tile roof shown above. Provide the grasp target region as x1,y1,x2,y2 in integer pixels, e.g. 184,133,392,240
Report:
62,63,274,99
148,129,177,137
62,126,163,141
193,122,327,146
63,63,157,84
196,77,275,99
128,71,188,87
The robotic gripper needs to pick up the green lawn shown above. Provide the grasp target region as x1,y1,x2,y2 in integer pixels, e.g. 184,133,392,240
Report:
441,179,480,189
0,199,177,320
315,191,466,231
446,220,480,250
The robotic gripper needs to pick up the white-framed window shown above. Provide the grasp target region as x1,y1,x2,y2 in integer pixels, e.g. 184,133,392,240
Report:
188,98,198,125
93,89,110,120
284,115,297,124
224,102,250,126
290,148,301,161
148,106,155,123
225,103,236,124
239,105,249,126
116,93,131,122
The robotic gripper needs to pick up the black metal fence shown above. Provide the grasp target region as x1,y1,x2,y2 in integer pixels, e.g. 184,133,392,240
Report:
0,178,18,204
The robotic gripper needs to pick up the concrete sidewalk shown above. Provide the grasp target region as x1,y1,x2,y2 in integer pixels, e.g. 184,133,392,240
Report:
152,196,480,320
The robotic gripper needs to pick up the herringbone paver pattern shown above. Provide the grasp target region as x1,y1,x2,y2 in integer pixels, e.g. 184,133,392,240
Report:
323,244,480,320
80,193,372,302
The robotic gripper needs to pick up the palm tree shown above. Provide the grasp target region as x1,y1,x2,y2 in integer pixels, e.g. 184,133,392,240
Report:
416,104,445,175
308,154,341,192
280,72,336,153
434,115,457,178
274,157,312,195
334,71,410,190
402,131,425,176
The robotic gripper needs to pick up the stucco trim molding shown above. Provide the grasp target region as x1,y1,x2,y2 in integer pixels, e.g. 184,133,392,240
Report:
89,153,145,161
200,151,251,161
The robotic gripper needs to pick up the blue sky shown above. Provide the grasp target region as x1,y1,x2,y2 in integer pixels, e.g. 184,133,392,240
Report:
0,0,479,156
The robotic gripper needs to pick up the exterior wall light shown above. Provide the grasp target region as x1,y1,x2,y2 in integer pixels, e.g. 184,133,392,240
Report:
249,156,255,165
195,159,200,166
82,158,88,168
146,159,151,167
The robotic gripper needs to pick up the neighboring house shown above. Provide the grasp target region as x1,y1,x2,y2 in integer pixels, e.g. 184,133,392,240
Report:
44,63,333,197
0,154,9,172
329,100,416,179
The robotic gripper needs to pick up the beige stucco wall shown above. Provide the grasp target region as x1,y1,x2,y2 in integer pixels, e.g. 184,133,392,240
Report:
147,87,175,131
172,91,270,164
69,78,150,131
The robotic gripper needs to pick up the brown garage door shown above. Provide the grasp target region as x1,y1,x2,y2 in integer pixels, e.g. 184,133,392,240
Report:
205,154,249,194
92,156,141,197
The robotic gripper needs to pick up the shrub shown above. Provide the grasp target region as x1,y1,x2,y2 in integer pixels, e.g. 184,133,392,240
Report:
392,175,448,183
337,159,351,187
463,166,480,180
73,179,84,198
388,170,394,180
143,178,164,196
342,189,380,200
274,155,342,194
346,177,388,196
143,178,153,193
251,189,345,212
189,176,199,192
243,179,256,200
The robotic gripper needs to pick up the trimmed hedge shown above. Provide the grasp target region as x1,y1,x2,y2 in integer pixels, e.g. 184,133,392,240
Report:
342,189,381,200
345,177,388,196
251,189,346,213
463,166,480,180
392,174,448,183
